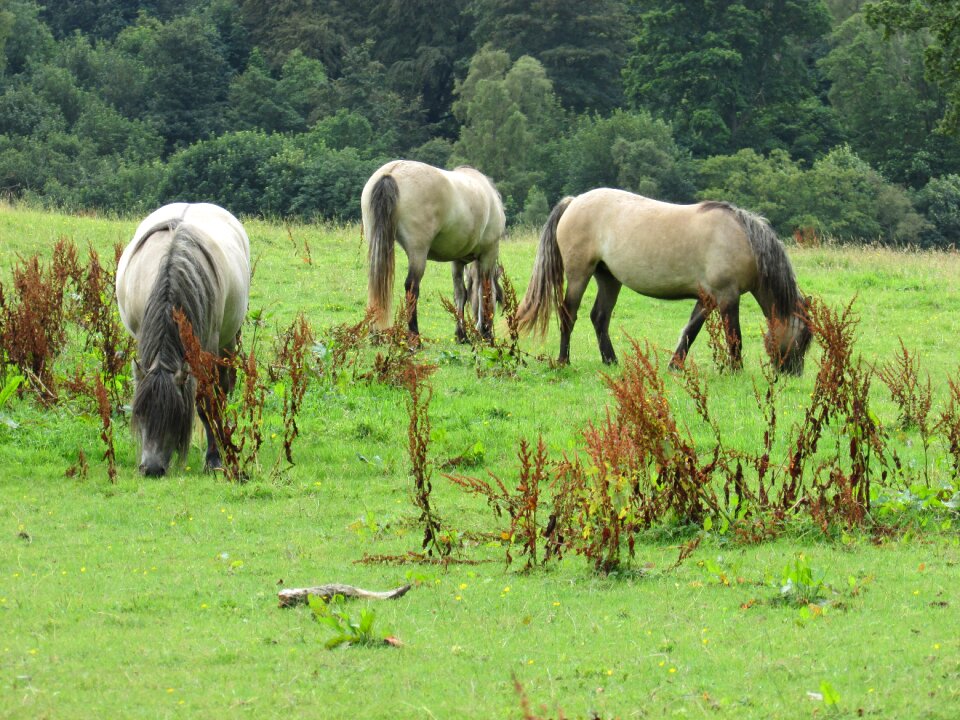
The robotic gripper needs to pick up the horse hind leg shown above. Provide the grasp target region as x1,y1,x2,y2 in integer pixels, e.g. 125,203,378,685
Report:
670,299,709,370
452,261,468,343
558,273,591,365
403,256,427,341
589,264,622,365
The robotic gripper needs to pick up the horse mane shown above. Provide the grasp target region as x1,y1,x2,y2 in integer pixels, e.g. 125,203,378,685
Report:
131,221,221,459
699,201,801,321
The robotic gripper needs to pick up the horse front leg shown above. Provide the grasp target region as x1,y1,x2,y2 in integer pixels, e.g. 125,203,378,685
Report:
671,300,708,370
199,341,239,472
451,261,468,343
590,264,623,365
721,301,743,372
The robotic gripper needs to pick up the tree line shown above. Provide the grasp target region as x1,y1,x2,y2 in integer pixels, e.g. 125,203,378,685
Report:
1,0,959,245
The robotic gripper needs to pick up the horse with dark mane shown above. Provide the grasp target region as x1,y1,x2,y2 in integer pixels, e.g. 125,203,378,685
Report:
362,160,505,341
516,189,812,374
116,203,251,476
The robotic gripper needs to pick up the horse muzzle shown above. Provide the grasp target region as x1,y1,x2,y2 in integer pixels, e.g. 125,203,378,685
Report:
139,460,167,477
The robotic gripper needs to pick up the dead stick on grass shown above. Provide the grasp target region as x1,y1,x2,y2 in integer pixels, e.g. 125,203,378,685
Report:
277,583,411,608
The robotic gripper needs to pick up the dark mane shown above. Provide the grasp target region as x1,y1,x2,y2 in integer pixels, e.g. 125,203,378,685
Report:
131,222,221,460
698,200,801,321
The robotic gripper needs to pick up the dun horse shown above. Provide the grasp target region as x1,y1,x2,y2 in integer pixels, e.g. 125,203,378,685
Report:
517,189,812,374
116,203,251,476
362,160,505,340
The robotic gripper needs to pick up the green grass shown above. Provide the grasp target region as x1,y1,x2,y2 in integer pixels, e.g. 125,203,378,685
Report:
2,205,960,719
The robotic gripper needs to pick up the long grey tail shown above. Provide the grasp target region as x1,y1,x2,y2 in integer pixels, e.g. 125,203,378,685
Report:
367,174,400,329
516,196,573,337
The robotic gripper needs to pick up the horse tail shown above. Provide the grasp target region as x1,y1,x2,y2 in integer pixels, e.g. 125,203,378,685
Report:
367,174,400,329
516,196,573,337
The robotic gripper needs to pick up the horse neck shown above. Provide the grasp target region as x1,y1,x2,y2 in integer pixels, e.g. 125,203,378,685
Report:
138,238,214,369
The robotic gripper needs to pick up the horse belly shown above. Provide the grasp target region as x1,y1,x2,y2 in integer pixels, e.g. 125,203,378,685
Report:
602,236,706,300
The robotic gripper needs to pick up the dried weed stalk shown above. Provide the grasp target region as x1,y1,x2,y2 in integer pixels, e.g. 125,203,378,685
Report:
446,436,550,570
271,313,313,465
175,310,264,482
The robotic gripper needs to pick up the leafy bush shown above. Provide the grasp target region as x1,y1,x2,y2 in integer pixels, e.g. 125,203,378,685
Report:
559,109,694,201
262,139,384,221
914,174,960,248
698,145,929,243
160,131,285,216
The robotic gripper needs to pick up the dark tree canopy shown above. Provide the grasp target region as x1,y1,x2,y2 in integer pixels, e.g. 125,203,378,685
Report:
470,0,631,113
0,0,959,242
624,0,834,156
865,0,960,134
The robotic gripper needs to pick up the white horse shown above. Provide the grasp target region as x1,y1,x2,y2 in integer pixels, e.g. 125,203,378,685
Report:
362,160,505,340
116,203,251,476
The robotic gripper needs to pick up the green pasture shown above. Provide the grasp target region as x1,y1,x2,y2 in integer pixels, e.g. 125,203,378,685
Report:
1,205,959,719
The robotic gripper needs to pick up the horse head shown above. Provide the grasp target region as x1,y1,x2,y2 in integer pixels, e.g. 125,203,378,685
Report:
131,358,196,476
766,296,813,376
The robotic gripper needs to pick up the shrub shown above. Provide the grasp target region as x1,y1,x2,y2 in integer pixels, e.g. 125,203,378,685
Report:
914,174,960,248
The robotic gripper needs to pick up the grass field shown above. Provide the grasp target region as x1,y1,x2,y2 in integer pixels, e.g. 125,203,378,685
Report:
1,204,959,719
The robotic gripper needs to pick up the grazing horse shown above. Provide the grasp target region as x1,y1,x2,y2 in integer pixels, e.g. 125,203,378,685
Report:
516,189,812,374
116,203,251,476
362,160,505,341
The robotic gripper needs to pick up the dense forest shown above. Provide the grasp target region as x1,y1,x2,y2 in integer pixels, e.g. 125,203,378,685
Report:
2,0,960,245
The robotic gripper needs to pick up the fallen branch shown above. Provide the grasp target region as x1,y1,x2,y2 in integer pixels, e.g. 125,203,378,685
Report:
277,583,411,608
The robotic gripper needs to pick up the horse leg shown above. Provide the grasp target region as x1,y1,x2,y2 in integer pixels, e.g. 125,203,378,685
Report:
670,300,709,369
452,261,468,343
403,257,426,340
589,264,622,365
721,300,743,372
476,259,498,341
558,275,590,365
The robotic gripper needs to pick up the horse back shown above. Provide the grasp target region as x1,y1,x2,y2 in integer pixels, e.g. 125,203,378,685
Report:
117,203,251,351
559,189,758,301
363,161,504,262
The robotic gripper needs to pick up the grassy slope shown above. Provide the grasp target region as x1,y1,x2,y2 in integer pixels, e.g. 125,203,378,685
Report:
1,205,959,719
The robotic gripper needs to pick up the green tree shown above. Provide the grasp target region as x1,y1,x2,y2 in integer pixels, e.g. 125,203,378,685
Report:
39,0,193,40
914,174,960,247
469,0,630,113
237,0,355,72
697,145,928,242
624,0,835,157
559,109,693,201
227,48,304,133
1,0,55,77
262,134,383,219
697,148,806,232
160,130,284,215
451,47,563,212
276,50,331,126
820,12,960,186
141,14,231,151
367,0,474,134
865,0,960,133
330,41,426,152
